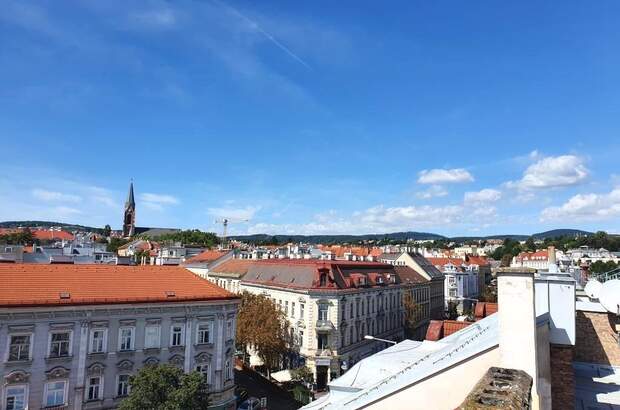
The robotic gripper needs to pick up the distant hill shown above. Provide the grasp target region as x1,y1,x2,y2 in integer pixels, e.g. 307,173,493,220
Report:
230,231,446,244
1,220,594,244
232,229,594,244
0,220,102,233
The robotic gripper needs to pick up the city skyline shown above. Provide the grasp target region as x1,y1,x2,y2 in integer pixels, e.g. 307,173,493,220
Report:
2,1,620,236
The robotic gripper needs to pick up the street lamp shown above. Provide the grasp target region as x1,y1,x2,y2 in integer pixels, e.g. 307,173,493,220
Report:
364,335,397,345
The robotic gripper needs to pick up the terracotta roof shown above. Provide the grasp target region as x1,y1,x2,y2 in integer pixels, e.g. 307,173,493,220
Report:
0,265,238,308
185,250,228,264
210,259,256,275
516,250,548,261
425,320,473,340
33,230,74,241
0,228,74,241
394,266,429,284
443,320,473,337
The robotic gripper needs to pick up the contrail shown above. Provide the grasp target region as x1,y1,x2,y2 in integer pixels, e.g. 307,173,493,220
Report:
212,0,311,69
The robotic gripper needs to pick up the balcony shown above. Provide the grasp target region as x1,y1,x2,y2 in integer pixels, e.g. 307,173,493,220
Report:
315,319,334,332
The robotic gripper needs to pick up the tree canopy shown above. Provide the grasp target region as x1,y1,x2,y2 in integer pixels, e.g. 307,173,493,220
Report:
119,365,209,410
236,292,289,374
141,230,220,247
0,228,33,245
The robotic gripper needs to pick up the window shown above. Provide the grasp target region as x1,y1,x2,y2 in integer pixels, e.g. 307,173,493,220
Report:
319,273,327,287
44,381,67,407
87,376,102,401
196,364,210,383
117,375,130,397
7,334,31,361
225,359,232,380
317,334,328,350
144,325,160,349
49,332,71,358
89,329,106,354
298,330,304,346
119,327,134,351
197,323,212,344
341,302,346,318
291,302,295,318
284,301,289,315
4,385,27,410
299,303,305,319
170,325,184,347
318,304,328,321
226,319,233,340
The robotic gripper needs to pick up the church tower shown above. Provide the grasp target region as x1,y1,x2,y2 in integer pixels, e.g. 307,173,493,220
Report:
123,181,136,237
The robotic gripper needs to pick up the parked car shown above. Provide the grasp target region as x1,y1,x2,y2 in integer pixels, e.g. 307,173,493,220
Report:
238,397,261,410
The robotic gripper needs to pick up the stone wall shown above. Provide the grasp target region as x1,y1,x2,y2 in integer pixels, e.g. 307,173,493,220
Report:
575,310,620,366
550,345,574,410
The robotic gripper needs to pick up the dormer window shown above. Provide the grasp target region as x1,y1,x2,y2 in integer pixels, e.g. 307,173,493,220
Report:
319,273,327,287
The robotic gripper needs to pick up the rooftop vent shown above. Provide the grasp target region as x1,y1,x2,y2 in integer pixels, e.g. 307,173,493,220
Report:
59,292,71,299
165,291,176,297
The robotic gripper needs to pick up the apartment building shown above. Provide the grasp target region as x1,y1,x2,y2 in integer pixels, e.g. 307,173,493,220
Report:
379,252,445,319
0,265,240,410
239,260,415,390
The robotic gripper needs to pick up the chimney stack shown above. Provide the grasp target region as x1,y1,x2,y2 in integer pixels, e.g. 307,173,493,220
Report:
547,246,556,266
496,267,541,409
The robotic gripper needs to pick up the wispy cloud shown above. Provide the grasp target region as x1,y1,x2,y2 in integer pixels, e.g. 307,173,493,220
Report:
140,193,179,205
416,185,448,199
32,189,82,203
207,205,260,221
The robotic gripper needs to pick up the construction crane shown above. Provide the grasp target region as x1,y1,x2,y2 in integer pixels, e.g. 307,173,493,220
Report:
214,218,249,244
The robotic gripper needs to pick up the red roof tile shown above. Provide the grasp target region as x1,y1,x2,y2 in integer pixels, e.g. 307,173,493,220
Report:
0,264,238,308
443,320,473,336
185,250,229,264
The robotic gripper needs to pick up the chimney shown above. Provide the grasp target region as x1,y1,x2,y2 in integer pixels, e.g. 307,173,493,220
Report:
496,267,541,409
547,246,556,266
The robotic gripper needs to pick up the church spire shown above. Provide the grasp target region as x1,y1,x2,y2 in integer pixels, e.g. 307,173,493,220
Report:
126,180,135,208
123,181,136,237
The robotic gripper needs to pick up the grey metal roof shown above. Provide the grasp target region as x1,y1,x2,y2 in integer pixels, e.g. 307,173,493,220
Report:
409,253,444,279
302,313,499,409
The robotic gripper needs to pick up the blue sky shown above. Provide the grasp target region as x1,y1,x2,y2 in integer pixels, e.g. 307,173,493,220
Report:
1,0,620,236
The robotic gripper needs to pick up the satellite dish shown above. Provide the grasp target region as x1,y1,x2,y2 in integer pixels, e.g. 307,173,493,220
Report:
599,279,620,315
584,279,603,299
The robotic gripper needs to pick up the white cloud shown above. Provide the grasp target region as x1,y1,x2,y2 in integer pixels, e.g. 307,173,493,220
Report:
207,205,260,221
32,189,81,203
140,193,179,205
464,188,502,203
417,168,474,184
506,155,589,190
540,188,620,222
416,185,448,199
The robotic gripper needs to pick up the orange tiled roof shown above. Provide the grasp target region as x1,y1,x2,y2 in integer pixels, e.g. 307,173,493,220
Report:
32,230,74,241
443,320,473,336
0,265,238,308
185,250,228,263
516,250,548,261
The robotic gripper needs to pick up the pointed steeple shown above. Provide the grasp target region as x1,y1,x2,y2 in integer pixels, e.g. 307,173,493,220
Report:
125,181,135,208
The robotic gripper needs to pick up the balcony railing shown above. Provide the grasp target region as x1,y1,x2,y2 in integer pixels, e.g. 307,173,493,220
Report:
315,319,334,332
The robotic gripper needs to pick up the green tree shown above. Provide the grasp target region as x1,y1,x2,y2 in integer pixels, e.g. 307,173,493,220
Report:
119,365,209,410
403,292,423,339
107,237,129,253
524,237,536,252
236,292,289,376
500,254,513,267
290,366,314,383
